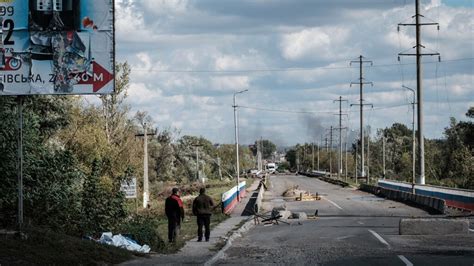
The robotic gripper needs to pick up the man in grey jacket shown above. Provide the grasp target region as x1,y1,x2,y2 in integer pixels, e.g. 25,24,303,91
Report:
192,187,215,242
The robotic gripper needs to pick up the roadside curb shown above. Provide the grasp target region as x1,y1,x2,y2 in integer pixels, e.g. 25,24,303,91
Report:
204,217,255,266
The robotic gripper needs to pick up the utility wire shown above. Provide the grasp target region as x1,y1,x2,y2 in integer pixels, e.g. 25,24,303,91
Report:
131,58,474,73
239,103,411,115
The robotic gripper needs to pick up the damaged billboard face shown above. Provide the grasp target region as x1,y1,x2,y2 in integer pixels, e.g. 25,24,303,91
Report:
0,0,114,95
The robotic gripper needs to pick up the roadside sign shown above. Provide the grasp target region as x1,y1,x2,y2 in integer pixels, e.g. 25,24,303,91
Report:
0,0,114,95
120,178,137,199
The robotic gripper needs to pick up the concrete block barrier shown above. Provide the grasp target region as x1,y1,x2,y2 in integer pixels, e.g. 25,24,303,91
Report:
400,218,470,235
254,184,265,213
359,184,446,214
378,179,474,212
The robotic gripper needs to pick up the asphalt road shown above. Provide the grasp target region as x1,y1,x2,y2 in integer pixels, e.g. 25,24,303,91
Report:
214,174,474,265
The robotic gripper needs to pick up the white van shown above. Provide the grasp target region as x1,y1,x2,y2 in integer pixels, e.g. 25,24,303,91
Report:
266,163,276,173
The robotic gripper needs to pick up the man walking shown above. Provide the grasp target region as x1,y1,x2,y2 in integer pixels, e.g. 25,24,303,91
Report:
165,187,184,243
192,187,215,242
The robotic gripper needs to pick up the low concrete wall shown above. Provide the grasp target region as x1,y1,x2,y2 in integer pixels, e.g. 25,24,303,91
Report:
378,179,474,212
222,181,246,214
359,184,446,214
254,182,265,213
399,218,470,235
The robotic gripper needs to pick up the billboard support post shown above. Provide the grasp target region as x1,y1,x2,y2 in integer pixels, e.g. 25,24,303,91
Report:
17,96,24,231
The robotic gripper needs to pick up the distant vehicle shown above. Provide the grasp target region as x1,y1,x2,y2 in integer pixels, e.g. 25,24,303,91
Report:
266,163,277,173
249,169,259,174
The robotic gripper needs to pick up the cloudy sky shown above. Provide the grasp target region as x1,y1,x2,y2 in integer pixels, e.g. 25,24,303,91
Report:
113,0,473,146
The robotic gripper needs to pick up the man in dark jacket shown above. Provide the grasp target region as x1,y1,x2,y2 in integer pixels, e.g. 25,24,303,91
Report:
165,187,184,243
192,187,215,242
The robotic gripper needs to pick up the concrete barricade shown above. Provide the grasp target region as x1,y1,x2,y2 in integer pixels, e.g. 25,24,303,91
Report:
399,218,470,235
254,183,265,213
359,184,446,214
221,181,246,214
378,179,474,212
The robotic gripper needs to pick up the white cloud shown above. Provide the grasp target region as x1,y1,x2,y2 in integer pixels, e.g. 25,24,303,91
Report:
127,83,162,106
210,76,250,92
214,55,244,71
280,27,350,61
142,0,189,16
114,1,473,144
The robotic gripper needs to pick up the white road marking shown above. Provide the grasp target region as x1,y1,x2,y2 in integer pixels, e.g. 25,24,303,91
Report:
397,255,413,266
322,197,343,210
336,235,354,240
469,228,474,232
368,229,390,248
357,221,364,225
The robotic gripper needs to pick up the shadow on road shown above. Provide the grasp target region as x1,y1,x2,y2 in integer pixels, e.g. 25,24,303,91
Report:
241,191,258,216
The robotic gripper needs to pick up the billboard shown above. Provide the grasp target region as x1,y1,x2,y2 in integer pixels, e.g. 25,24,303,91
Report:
0,0,114,95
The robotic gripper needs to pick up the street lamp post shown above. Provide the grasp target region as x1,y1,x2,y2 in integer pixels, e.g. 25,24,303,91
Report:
233,89,248,202
403,86,416,194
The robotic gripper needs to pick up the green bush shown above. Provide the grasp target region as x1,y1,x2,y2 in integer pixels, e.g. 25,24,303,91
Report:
119,214,165,251
81,160,127,235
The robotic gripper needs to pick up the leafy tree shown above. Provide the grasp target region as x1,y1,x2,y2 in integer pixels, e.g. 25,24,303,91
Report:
100,62,131,145
285,148,297,170
0,96,81,230
440,110,474,189
250,139,277,160
81,160,126,234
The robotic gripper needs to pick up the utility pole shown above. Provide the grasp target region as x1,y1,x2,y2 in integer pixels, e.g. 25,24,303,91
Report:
257,138,262,171
355,141,358,184
317,137,321,171
367,130,371,183
233,89,248,201
330,128,334,177
351,55,373,184
143,125,149,208
403,86,416,193
345,141,348,181
302,143,307,172
296,149,300,172
326,126,335,176
217,157,223,181
398,0,440,185
135,123,156,208
192,144,204,181
382,136,386,179
334,96,348,179
196,147,199,180
312,143,315,171
17,96,24,230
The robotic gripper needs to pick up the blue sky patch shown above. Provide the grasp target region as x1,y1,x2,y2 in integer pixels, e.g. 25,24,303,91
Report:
443,0,473,8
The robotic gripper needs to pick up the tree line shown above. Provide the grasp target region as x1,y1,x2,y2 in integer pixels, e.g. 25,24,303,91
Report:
0,62,257,236
286,107,473,189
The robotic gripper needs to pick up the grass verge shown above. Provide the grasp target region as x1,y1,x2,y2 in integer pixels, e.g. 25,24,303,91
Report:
0,179,239,264
0,227,138,265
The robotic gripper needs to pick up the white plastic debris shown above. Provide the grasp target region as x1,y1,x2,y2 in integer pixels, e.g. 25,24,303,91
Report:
99,232,151,253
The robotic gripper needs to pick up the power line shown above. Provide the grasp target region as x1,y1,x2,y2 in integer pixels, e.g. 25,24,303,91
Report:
239,103,410,115
131,57,473,74
239,106,335,114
